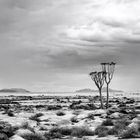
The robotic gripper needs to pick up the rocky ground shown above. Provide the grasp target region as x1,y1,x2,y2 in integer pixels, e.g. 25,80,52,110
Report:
0,95,140,140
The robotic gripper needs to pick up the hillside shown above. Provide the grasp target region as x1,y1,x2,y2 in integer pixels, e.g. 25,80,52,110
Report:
76,88,123,93
75,88,96,93
0,88,30,93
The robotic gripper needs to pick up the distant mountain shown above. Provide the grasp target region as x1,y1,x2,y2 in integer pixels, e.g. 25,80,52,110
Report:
101,87,123,92
75,88,96,93
75,88,123,93
0,88,30,93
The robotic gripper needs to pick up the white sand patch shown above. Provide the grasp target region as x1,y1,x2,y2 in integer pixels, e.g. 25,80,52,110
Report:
10,135,26,140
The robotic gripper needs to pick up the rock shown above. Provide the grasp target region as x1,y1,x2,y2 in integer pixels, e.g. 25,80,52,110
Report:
10,135,26,140
0,133,8,140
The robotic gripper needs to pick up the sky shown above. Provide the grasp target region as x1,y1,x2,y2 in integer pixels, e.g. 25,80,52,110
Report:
0,0,140,92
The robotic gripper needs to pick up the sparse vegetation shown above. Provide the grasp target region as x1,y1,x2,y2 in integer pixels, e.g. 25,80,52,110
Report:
71,116,79,123
101,119,114,126
7,110,14,117
46,126,94,138
21,133,47,140
72,110,81,116
0,133,8,140
119,127,140,139
94,125,109,137
71,126,94,138
0,121,15,138
20,122,35,133
0,88,140,140
87,113,95,120
108,119,130,135
47,105,62,110
29,113,43,122
56,111,65,116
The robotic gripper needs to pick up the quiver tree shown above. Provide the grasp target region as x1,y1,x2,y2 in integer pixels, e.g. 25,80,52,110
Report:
89,71,106,109
101,62,116,108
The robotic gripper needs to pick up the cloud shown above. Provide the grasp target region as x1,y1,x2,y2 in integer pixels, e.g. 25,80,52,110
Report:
65,0,140,44
0,0,140,91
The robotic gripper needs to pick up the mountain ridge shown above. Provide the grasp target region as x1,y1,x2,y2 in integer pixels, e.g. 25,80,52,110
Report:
0,88,30,93
76,88,123,93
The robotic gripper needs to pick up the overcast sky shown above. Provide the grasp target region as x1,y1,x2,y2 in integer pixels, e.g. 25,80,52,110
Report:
0,0,140,92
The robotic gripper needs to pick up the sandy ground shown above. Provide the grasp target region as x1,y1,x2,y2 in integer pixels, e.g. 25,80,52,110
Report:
0,96,140,140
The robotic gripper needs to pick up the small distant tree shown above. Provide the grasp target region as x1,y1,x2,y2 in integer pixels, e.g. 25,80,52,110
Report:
101,62,116,108
89,71,106,109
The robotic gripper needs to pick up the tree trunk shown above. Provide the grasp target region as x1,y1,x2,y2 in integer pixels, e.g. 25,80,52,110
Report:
99,88,104,109
106,84,109,109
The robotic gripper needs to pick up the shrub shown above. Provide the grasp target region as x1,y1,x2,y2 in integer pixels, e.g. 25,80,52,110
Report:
20,122,35,133
46,126,94,138
56,111,65,116
29,113,43,122
45,127,63,139
49,127,71,136
35,113,44,117
20,122,30,129
87,113,95,120
0,133,8,140
94,126,109,137
119,127,139,139
71,126,94,138
21,133,47,140
0,121,14,137
47,105,62,110
102,119,114,126
71,116,78,123
108,119,130,135
7,110,14,117
72,110,81,116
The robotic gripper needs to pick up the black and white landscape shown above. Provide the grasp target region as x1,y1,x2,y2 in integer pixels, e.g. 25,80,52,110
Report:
0,0,140,140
